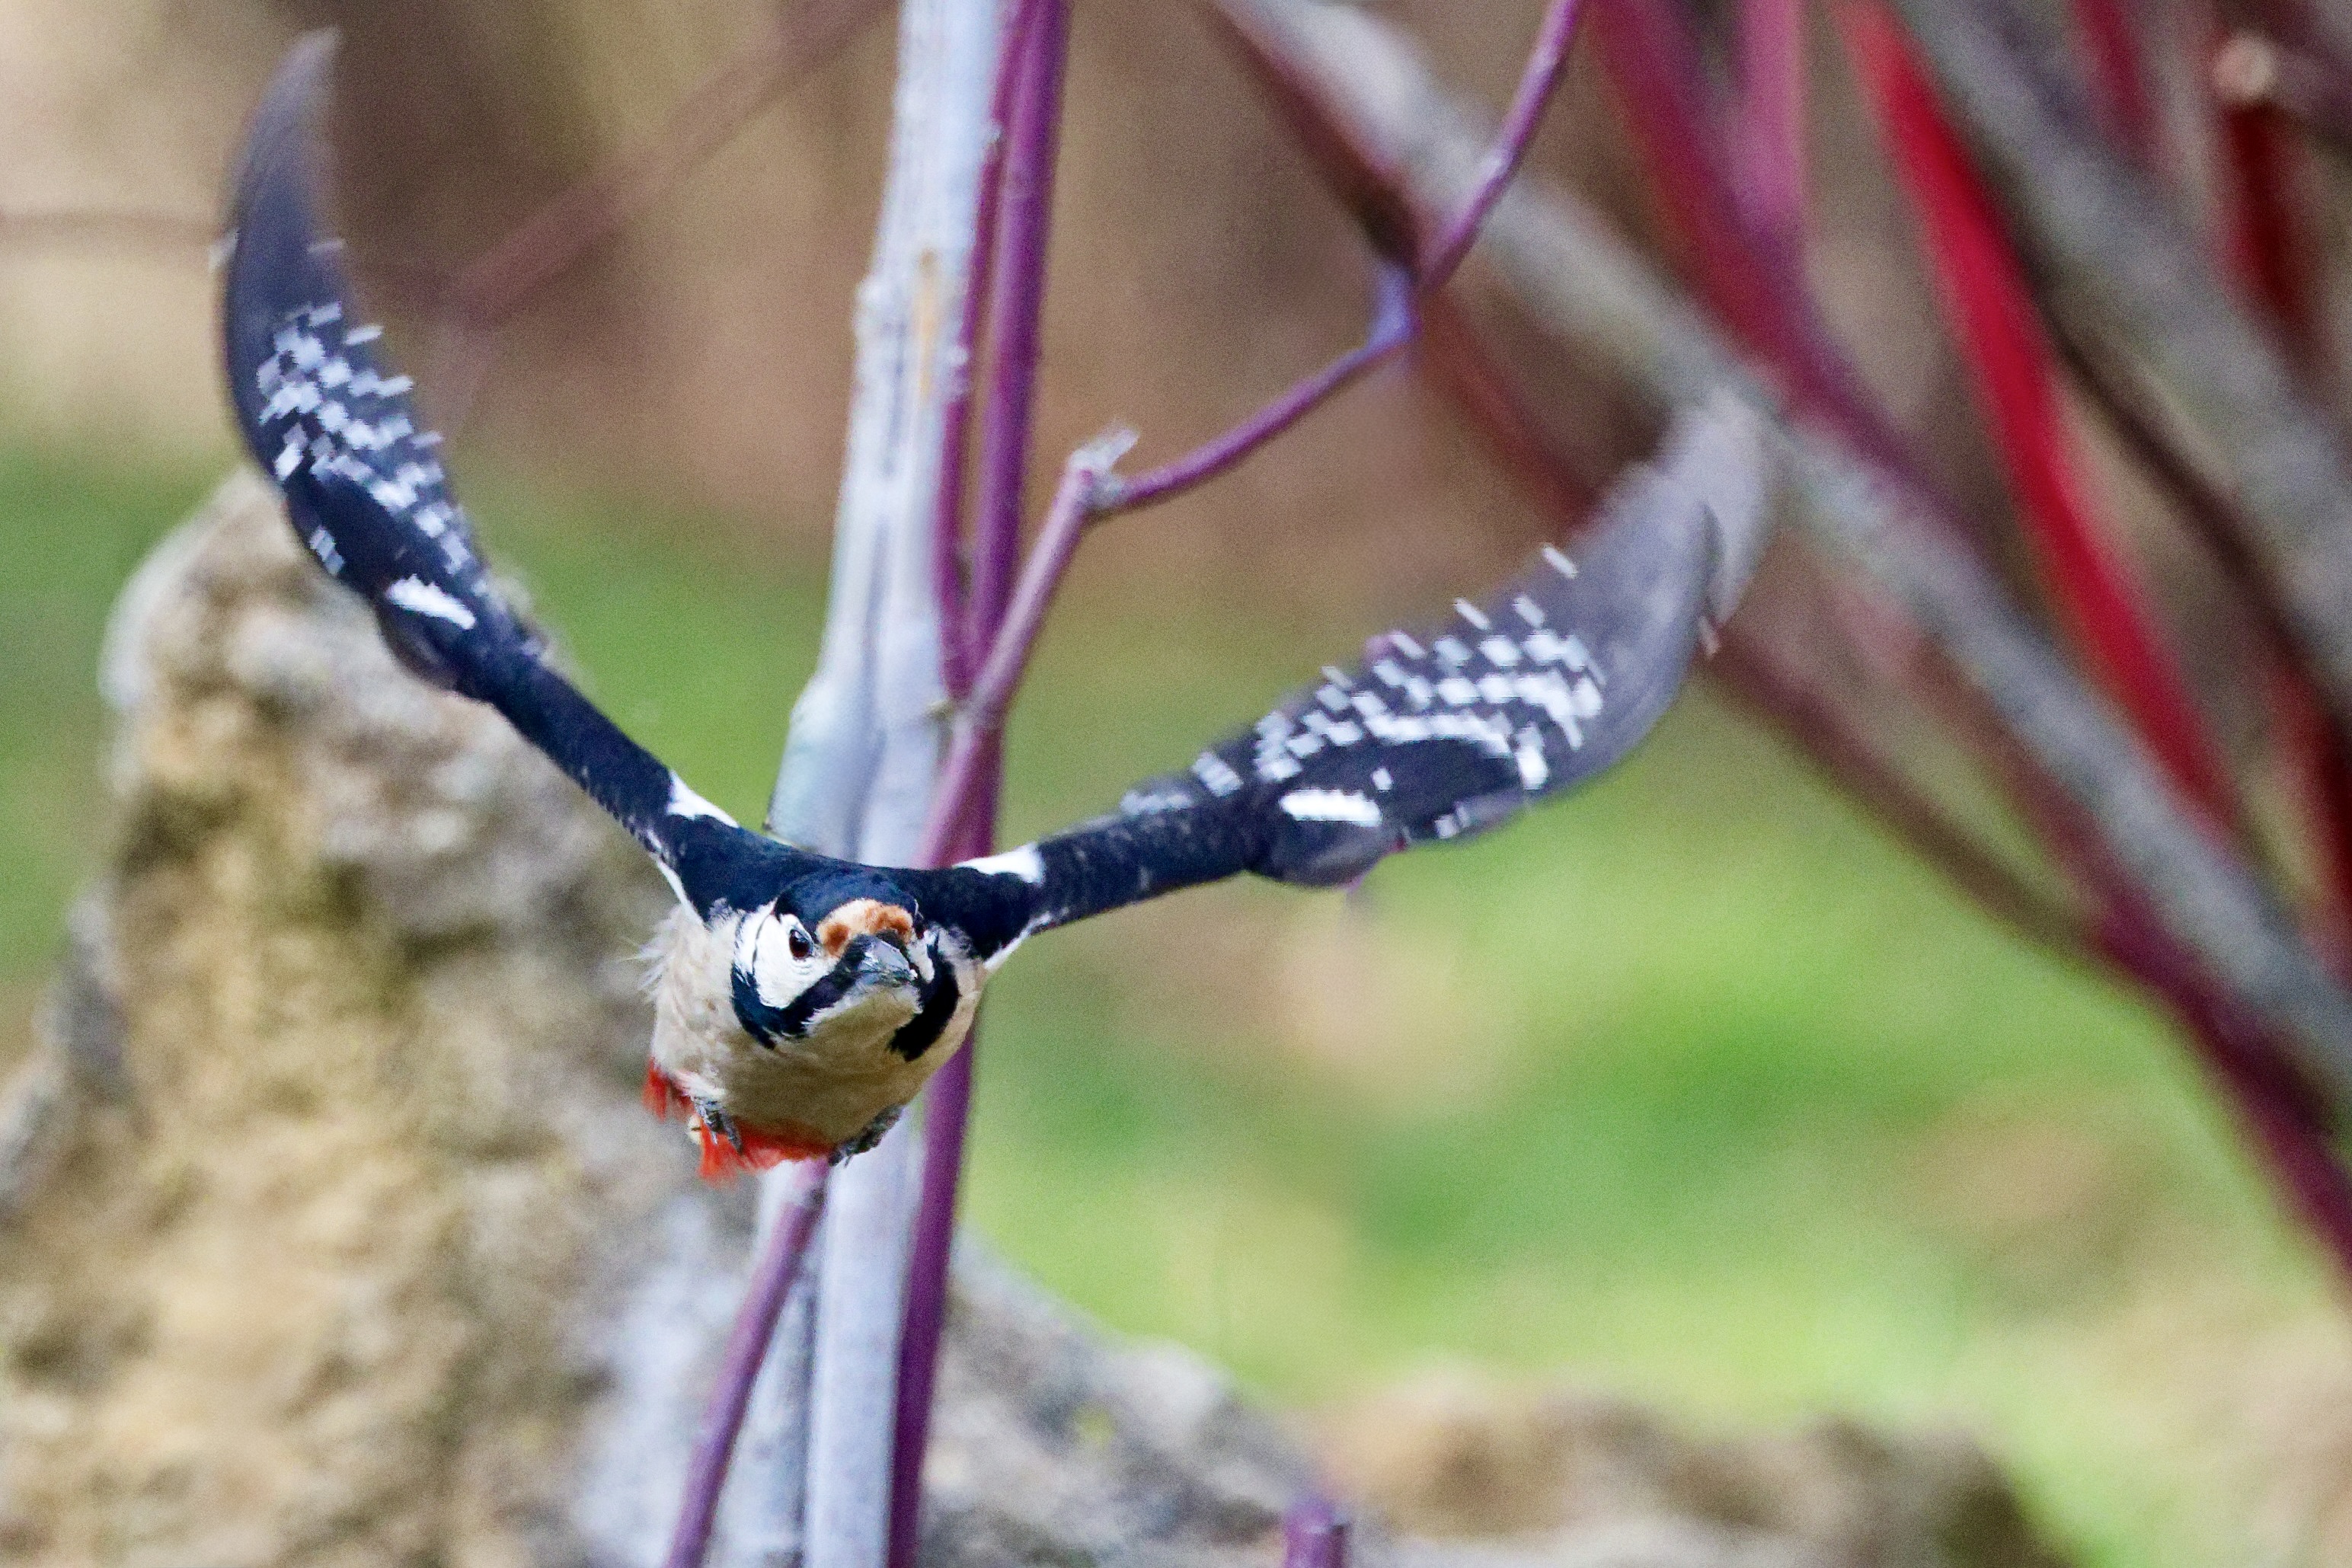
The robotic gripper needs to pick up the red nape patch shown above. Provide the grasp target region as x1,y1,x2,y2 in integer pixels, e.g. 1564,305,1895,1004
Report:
692,1119,832,1183
644,1062,692,1121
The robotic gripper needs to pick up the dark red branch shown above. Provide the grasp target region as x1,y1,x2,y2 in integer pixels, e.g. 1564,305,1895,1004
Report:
2068,0,2160,161
1845,2,2242,832
1732,0,1810,263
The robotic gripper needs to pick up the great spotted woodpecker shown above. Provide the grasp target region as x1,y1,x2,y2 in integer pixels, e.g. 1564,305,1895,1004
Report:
221,36,1767,1179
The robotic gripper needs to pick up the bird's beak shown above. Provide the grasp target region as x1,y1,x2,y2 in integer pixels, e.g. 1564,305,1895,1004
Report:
848,931,919,991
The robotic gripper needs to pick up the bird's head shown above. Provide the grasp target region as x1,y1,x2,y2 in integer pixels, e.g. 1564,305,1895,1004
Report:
644,881,954,1180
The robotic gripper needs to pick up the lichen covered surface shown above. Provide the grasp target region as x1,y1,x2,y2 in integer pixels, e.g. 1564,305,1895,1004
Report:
0,474,723,1567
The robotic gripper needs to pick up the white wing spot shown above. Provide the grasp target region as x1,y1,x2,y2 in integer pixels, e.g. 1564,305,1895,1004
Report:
1543,545,1577,578
1456,599,1492,631
666,774,740,826
385,576,477,628
1279,789,1384,826
1194,752,1245,796
1516,746,1548,790
962,845,1047,885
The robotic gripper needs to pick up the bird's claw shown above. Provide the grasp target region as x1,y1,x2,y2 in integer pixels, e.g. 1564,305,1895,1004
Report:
693,1096,748,1157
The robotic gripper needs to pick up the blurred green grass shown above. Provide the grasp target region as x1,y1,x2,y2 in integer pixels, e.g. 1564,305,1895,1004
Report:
2,445,2341,1568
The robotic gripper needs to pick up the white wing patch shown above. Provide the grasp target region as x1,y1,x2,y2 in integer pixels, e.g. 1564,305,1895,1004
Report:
385,576,477,628
666,774,740,826
961,845,1046,886
1278,788,1385,826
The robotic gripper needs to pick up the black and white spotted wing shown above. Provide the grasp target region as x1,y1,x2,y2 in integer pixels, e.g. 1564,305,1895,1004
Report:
220,33,815,920
909,422,1746,952
1219,444,1720,886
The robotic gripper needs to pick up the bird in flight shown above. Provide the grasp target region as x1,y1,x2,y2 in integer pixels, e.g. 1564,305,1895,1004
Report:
220,35,1768,1180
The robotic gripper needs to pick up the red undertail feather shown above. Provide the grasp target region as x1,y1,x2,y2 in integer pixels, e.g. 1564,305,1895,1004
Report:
644,1061,835,1182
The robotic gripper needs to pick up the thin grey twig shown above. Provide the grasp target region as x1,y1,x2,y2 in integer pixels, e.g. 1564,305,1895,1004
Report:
452,0,887,328
663,1168,828,1568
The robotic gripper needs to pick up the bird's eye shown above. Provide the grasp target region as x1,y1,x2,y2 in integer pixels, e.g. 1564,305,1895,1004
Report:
788,924,815,961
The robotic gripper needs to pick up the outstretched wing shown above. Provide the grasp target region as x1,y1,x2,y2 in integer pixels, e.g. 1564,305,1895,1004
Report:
911,403,1770,960
220,32,807,919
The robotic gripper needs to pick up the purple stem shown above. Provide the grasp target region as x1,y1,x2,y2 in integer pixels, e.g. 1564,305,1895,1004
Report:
1422,0,1588,284
964,0,1074,659
919,450,1111,861
880,778,992,1568
887,5,1589,1554
663,1167,829,1568
1105,0,1583,520
1283,1496,1350,1568
1733,0,1808,266
1109,263,1416,510
887,8,1072,1566
932,0,1053,698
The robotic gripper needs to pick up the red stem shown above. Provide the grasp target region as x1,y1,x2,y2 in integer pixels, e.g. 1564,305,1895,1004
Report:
1714,629,2086,955
2217,46,2321,358
663,1169,828,1568
2203,18,2352,944
2096,912,2352,1288
1583,0,1958,523
1843,1,2241,832
1416,292,1596,525
2068,0,2160,161
919,448,1108,862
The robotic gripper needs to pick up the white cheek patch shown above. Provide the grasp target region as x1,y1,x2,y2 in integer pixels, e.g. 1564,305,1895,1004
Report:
960,845,1045,885
742,914,820,1009
1279,788,1385,827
